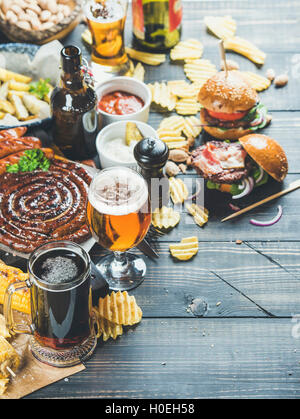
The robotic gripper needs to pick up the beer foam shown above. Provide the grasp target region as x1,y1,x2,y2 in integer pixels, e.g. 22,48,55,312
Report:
89,168,149,216
84,0,125,23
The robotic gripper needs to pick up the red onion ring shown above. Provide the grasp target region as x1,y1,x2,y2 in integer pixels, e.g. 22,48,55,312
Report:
255,166,264,184
250,205,283,227
232,177,254,200
229,203,241,212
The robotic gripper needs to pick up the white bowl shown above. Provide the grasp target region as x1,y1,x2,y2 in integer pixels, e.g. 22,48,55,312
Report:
96,120,158,169
96,76,151,126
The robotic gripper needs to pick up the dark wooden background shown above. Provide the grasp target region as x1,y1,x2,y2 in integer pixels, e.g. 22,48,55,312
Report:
1,0,300,399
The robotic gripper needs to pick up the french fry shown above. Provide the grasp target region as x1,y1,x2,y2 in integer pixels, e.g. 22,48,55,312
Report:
0,82,8,100
241,71,271,91
169,236,199,261
170,39,203,61
8,81,30,92
152,206,181,230
0,99,15,115
175,98,201,115
0,68,32,84
7,90,26,99
126,47,166,66
223,37,266,65
169,177,189,204
186,203,209,227
184,59,217,86
204,15,237,40
9,94,28,120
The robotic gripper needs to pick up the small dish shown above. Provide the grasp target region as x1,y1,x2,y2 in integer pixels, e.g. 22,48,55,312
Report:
96,76,151,126
96,120,158,169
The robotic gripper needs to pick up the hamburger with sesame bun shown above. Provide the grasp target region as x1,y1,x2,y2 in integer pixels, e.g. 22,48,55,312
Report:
198,71,271,140
191,134,288,199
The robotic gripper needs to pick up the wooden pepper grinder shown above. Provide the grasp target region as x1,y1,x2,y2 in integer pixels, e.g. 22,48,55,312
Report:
134,137,169,210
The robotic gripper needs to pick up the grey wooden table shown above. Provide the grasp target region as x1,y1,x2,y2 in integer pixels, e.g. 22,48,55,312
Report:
1,0,300,399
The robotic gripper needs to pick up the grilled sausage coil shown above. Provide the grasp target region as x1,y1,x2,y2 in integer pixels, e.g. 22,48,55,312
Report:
0,157,92,253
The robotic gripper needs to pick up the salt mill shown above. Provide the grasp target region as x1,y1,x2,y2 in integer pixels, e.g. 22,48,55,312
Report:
134,137,169,210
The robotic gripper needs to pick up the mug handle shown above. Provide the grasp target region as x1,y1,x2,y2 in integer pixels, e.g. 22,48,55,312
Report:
4,280,34,335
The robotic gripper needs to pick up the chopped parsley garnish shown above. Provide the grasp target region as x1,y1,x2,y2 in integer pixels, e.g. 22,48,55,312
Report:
29,78,51,100
6,149,51,173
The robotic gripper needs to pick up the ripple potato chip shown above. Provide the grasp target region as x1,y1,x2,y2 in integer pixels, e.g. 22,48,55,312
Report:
204,15,237,40
182,116,202,137
184,59,217,86
126,47,166,65
168,80,198,98
152,206,181,230
98,291,142,326
169,177,189,204
148,82,177,112
157,128,188,149
241,71,271,91
186,203,209,227
223,37,266,65
169,236,199,260
170,39,203,61
175,98,201,115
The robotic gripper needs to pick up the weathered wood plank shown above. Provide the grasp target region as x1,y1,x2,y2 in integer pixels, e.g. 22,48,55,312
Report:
25,318,300,399
90,241,300,318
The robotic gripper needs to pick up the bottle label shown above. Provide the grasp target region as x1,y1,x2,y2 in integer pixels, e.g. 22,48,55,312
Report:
169,0,182,32
132,0,145,40
132,0,182,40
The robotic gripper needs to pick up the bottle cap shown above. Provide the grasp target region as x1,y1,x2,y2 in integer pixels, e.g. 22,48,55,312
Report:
61,45,82,73
134,137,169,170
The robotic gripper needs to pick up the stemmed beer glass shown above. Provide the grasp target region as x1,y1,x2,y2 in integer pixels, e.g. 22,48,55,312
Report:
86,167,151,291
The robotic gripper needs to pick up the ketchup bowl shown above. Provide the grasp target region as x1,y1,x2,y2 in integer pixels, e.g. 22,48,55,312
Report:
96,120,158,169
96,76,151,126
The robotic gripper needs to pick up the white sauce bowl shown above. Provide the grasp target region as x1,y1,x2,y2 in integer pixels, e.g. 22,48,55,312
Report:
96,120,158,169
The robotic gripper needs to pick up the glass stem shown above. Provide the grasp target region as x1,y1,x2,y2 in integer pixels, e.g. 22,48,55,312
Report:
113,251,129,270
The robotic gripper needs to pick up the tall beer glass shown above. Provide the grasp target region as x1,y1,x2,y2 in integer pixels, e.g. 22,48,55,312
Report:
86,167,151,291
83,0,130,78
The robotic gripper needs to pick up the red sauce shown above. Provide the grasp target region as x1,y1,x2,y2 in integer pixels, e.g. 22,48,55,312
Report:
98,91,144,115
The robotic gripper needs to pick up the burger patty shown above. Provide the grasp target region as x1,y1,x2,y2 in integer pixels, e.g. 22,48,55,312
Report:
202,108,255,129
191,141,252,184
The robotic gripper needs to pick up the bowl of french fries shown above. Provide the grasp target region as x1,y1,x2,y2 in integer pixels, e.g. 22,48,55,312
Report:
0,42,61,128
0,0,82,45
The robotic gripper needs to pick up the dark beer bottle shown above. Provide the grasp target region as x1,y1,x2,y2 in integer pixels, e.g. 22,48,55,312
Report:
51,45,100,161
132,0,182,51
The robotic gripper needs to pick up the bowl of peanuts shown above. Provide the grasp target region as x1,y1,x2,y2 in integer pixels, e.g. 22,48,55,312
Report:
0,0,82,45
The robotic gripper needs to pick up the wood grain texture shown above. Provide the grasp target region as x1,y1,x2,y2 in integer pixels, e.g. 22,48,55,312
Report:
25,318,300,399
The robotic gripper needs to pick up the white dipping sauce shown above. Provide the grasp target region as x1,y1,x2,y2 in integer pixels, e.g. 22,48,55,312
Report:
104,137,138,164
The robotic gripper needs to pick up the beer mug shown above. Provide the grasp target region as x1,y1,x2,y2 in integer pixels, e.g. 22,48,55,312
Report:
4,241,99,368
83,0,130,78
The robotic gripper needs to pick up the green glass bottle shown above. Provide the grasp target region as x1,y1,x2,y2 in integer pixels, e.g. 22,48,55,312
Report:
132,0,182,51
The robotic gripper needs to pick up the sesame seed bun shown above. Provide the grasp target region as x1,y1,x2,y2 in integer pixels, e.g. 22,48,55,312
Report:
200,108,253,141
239,134,288,182
198,71,258,113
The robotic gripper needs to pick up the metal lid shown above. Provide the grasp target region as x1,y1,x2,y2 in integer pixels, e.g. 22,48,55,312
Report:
134,137,169,169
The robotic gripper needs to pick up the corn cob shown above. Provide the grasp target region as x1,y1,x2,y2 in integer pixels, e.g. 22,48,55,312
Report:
0,262,30,314
0,336,20,379
0,378,9,395
0,314,10,339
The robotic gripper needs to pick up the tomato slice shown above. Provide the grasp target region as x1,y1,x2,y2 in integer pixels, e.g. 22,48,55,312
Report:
207,109,247,121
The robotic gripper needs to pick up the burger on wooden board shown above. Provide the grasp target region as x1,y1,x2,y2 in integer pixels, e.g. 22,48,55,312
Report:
198,71,271,141
191,134,288,199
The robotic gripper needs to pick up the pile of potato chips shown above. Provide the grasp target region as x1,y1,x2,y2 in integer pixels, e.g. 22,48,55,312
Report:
94,291,143,342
